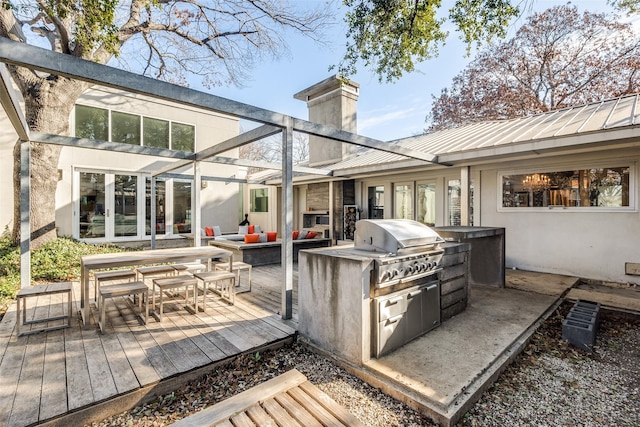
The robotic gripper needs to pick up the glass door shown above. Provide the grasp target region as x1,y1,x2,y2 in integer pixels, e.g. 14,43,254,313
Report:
76,170,142,240
79,172,106,238
113,174,138,237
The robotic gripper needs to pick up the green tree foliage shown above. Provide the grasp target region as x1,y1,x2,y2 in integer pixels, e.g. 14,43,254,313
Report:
337,0,520,82
427,5,640,131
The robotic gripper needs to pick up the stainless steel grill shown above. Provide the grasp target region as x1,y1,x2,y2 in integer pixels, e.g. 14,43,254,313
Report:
354,219,444,289
351,219,445,358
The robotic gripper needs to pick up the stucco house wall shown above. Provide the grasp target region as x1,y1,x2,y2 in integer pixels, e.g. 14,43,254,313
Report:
0,86,242,241
477,149,638,283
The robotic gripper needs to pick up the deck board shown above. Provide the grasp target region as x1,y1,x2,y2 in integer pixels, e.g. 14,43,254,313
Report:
0,264,298,426
40,331,68,420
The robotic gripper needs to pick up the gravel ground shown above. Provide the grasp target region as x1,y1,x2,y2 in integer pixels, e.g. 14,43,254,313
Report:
91,303,639,427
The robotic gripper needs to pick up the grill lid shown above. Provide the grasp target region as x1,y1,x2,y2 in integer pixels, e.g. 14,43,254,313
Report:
353,219,444,255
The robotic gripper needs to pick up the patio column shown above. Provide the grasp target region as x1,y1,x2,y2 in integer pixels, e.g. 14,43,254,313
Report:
281,118,294,319
150,177,157,249
20,140,30,289
193,162,202,247
461,166,471,226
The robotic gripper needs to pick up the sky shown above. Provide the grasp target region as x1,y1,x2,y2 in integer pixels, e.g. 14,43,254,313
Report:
196,1,619,142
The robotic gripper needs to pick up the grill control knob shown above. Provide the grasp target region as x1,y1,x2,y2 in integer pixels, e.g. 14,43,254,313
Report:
393,268,402,277
418,263,428,272
406,265,414,274
380,271,393,282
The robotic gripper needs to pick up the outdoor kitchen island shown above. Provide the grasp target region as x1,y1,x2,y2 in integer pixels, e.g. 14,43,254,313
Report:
298,220,470,366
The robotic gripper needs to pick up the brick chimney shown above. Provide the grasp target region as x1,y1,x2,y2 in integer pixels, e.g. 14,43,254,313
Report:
294,75,359,167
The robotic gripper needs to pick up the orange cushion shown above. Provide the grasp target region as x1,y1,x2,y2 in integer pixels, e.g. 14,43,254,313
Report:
244,234,260,243
292,231,300,240
267,232,277,242
248,225,255,234
204,227,214,236
306,231,318,239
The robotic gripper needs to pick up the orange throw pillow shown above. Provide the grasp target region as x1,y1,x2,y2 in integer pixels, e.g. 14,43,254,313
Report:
248,225,255,234
244,234,260,243
306,231,318,239
292,230,300,240
267,232,277,242
204,227,214,236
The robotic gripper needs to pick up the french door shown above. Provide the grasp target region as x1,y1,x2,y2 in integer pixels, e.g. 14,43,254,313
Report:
76,170,142,241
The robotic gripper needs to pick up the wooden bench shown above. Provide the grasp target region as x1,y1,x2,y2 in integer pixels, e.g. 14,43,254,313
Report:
169,369,365,427
16,282,73,336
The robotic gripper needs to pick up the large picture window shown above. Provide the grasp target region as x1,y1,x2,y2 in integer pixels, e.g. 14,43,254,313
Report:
501,166,631,209
74,104,195,152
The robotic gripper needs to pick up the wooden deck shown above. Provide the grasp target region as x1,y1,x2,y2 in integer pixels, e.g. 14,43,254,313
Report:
0,265,298,427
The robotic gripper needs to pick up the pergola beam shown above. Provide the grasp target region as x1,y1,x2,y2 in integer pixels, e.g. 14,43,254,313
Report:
196,124,282,160
31,132,194,159
0,38,289,127
0,39,443,165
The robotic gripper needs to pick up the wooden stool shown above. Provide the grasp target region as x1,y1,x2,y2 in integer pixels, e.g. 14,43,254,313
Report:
136,265,176,285
94,269,136,308
193,271,236,309
172,263,207,275
215,261,252,293
16,282,73,336
98,281,148,334
152,276,198,321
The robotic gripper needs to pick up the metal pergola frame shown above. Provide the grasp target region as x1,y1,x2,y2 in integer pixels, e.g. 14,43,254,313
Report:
0,38,441,320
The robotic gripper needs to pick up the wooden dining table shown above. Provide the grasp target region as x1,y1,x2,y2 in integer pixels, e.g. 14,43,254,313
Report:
80,246,232,328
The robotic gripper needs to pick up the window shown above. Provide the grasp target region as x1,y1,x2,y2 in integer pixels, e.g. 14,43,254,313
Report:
114,174,138,237
448,179,461,226
173,180,192,233
368,185,384,219
417,182,436,226
146,178,166,235
394,183,413,219
112,111,141,145
501,166,631,209
250,188,269,212
74,104,196,152
75,105,108,140
171,122,195,152
143,117,169,149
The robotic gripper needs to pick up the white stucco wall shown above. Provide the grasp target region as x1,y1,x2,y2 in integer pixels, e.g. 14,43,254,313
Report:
348,148,639,285
478,149,639,285
0,123,17,233
56,87,241,239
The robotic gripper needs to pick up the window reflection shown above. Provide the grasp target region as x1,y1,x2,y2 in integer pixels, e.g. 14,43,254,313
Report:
394,184,413,219
502,167,630,208
368,186,384,219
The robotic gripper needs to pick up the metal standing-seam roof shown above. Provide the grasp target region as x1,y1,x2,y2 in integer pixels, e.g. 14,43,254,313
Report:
325,93,640,175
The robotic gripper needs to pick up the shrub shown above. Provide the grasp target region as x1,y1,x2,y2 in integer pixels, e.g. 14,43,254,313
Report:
0,235,129,317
